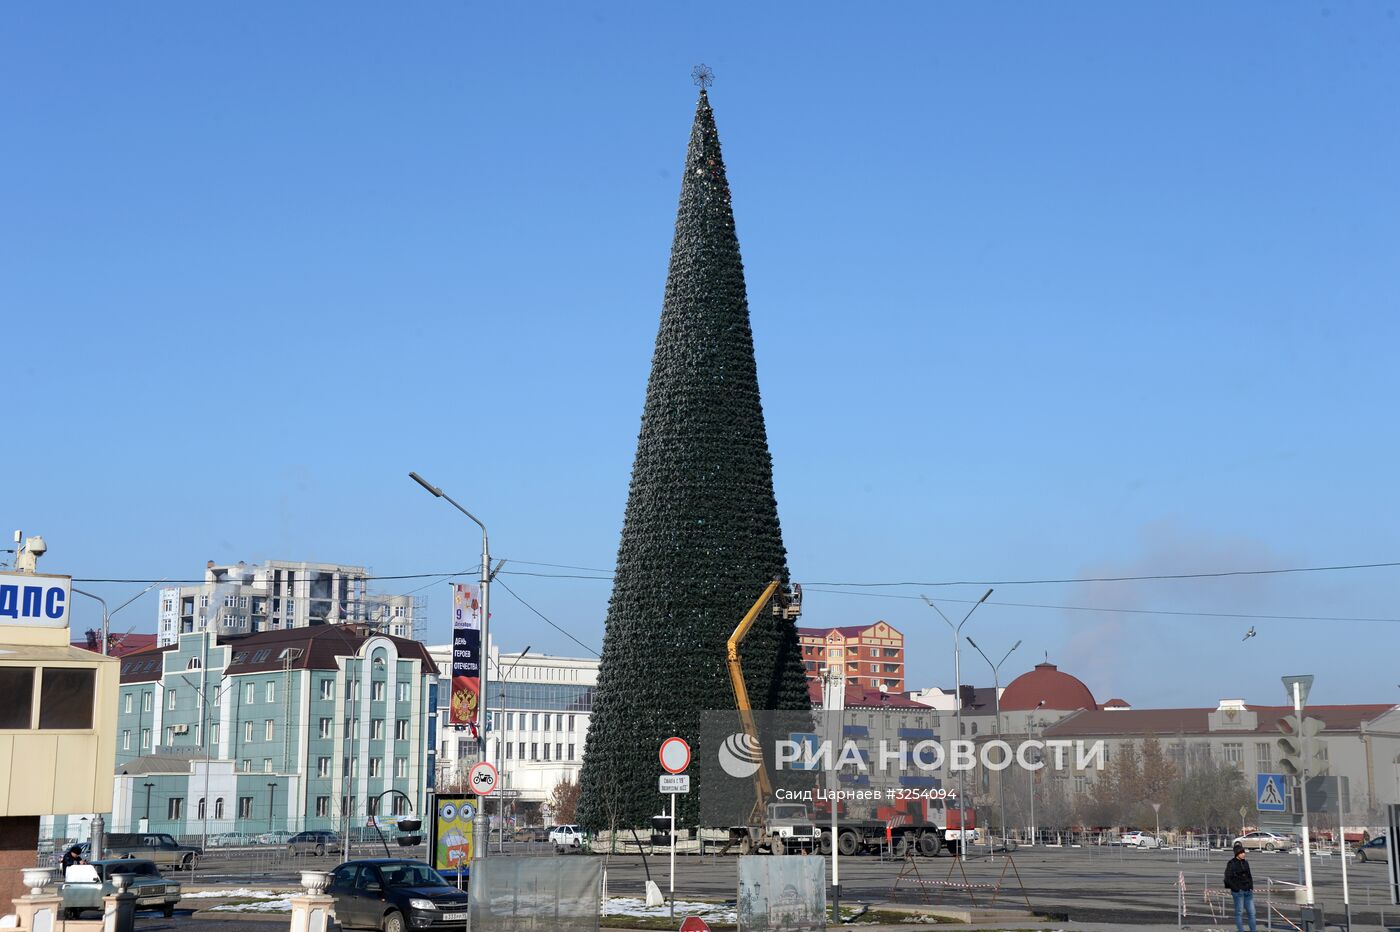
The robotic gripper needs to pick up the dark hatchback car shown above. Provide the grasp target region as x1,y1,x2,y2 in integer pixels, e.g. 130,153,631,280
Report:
328,859,469,932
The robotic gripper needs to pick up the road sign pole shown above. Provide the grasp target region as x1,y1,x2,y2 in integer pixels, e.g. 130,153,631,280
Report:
1294,682,1315,907
670,790,677,918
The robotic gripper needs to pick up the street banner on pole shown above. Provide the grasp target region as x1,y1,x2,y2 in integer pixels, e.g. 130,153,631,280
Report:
450,584,482,728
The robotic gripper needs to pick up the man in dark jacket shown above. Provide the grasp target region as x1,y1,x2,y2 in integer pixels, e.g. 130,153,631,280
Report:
1224,842,1256,932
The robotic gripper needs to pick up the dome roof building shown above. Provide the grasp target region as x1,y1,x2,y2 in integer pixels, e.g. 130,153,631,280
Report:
999,662,1097,712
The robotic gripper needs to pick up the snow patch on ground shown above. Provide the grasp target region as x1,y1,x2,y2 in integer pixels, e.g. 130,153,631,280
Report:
208,897,294,912
181,888,293,900
604,896,735,923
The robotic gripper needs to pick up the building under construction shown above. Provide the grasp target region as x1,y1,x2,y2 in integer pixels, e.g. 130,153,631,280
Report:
156,559,425,646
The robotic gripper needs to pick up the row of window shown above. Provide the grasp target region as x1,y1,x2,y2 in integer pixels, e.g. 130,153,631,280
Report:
495,682,594,712
804,661,902,675
482,711,579,733
802,645,902,658
121,678,415,715
446,738,575,762
317,718,411,741
0,666,95,730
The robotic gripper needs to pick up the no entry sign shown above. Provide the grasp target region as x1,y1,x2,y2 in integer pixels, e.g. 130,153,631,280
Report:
659,737,691,774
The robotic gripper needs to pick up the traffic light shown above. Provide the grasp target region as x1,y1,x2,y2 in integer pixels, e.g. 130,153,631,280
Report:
1276,714,1328,777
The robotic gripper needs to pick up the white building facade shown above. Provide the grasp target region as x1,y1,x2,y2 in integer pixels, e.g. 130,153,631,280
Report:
158,560,422,646
427,645,596,805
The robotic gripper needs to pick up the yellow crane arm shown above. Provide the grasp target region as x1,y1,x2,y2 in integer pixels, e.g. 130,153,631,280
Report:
727,579,783,815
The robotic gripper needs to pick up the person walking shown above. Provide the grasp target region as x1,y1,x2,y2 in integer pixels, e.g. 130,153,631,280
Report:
1224,841,1257,932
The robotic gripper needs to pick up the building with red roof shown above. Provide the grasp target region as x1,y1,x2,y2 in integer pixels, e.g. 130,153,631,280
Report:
797,621,904,692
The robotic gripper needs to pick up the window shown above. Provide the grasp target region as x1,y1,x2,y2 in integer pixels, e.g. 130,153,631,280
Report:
200,595,209,608
141,728,150,749
318,757,331,777
265,720,274,741
244,684,255,704
197,797,206,819
372,682,385,701
543,714,551,732
319,718,332,739
142,691,152,712
394,796,409,816
397,682,410,701
456,739,471,759
167,689,177,711
543,743,551,761
316,797,330,818
395,757,407,777
530,713,539,730
210,722,220,744
122,730,131,750
568,744,575,760
244,721,253,743
1223,742,1244,769
124,694,132,714
556,714,563,731
214,798,224,819
0,668,33,728
369,758,382,777
186,657,201,670
239,797,253,818
1256,742,1272,771
555,743,563,760
506,712,515,731
266,682,275,703
263,758,273,772
395,720,408,740
505,742,513,760
1074,776,1087,795
568,714,575,731
320,679,334,700
367,796,380,816
241,759,251,772
165,726,174,744
371,719,384,740
530,743,538,760
168,797,184,820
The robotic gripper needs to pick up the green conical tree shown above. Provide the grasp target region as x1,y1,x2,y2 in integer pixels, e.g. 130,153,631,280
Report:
578,89,811,831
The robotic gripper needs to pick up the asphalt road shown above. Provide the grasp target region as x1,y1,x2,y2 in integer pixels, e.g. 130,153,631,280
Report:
146,842,1400,930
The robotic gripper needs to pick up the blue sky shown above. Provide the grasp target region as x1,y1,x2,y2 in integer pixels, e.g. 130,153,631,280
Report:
3,3,1397,707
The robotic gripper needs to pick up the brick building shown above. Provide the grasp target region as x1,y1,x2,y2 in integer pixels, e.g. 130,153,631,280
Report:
797,621,904,692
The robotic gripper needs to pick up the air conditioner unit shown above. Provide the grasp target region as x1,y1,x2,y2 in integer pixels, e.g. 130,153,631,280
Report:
172,724,190,735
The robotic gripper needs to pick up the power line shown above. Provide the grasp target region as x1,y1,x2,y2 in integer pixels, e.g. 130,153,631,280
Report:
805,560,1400,588
805,586,1400,624
493,578,600,657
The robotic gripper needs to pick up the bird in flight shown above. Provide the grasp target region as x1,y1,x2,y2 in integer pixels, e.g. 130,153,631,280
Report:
1242,627,1257,642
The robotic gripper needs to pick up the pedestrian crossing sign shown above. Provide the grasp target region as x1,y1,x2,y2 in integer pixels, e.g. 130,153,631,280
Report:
1257,773,1287,812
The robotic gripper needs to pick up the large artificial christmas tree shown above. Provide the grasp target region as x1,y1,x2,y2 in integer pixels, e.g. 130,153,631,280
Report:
577,87,811,831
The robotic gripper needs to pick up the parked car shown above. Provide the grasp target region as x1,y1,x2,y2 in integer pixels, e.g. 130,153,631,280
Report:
208,832,256,848
327,859,470,932
512,826,547,843
548,825,587,848
1232,831,1293,852
289,830,343,857
1121,831,1163,849
1357,834,1388,863
60,858,181,920
103,833,202,870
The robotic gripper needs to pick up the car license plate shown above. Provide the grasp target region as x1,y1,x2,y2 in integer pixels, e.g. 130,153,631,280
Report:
442,912,467,921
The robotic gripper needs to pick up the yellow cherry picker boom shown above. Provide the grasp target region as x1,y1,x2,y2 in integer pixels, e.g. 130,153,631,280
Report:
722,579,819,855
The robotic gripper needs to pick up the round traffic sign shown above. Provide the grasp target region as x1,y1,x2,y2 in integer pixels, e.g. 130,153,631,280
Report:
659,736,691,775
469,761,499,795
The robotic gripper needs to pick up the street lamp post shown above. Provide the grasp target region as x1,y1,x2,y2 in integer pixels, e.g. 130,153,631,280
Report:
922,589,993,862
1027,699,1045,845
268,783,278,833
494,646,530,852
966,636,1021,853
410,471,495,861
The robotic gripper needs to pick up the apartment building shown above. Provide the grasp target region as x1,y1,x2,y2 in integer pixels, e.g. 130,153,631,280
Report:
157,559,422,646
798,621,905,692
96,626,438,839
